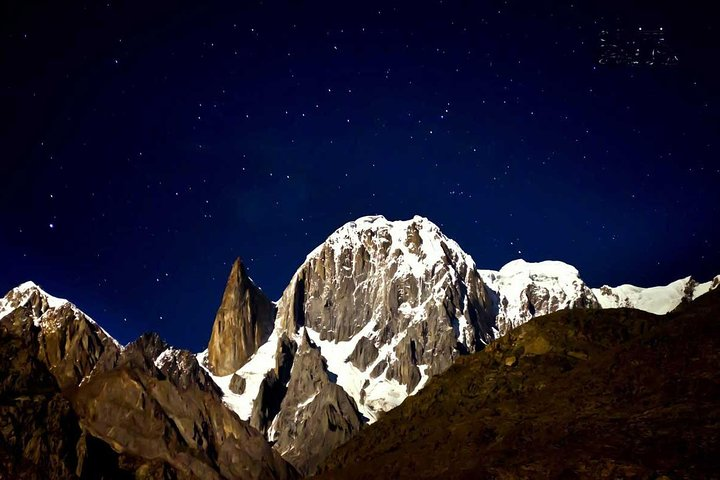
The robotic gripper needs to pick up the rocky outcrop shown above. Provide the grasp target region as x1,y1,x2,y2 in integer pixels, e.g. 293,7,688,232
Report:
273,216,494,412
271,330,364,475
0,293,164,478
346,336,378,371
207,258,275,376
229,373,246,394
249,334,297,435
73,333,296,480
0,281,121,391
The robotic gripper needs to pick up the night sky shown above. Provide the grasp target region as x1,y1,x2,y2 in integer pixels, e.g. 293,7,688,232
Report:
2,1,718,351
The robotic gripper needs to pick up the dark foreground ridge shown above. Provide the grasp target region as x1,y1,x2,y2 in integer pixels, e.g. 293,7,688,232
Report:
315,289,720,479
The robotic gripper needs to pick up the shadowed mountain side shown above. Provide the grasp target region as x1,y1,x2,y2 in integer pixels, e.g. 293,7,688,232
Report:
315,289,720,479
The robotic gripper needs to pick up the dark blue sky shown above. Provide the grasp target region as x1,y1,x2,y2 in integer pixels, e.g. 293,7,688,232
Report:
2,1,718,351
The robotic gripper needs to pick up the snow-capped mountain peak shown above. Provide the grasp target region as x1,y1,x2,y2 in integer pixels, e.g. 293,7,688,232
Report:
479,259,600,334
305,214,478,281
199,217,719,473
0,281,69,325
0,281,118,347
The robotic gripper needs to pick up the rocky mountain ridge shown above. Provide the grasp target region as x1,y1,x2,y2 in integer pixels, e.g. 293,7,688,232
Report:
0,282,297,479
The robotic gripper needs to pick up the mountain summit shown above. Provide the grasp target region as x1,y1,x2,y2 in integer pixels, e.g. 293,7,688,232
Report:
207,257,275,376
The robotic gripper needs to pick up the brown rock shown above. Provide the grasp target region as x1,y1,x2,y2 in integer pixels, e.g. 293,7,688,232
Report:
229,373,246,394
0,284,298,480
207,258,275,376
345,336,379,371
72,333,298,480
272,330,364,475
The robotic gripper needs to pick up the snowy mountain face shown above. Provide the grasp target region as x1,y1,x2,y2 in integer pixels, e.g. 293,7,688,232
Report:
478,260,600,335
1,281,113,340
276,215,494,398
0,281,121,390
593,275,720,314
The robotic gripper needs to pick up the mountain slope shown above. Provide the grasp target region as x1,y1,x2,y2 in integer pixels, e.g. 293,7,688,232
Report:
316,289,720,479
0,282,297,480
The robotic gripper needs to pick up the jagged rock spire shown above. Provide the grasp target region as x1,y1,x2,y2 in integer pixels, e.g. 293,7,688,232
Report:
207,257,275,376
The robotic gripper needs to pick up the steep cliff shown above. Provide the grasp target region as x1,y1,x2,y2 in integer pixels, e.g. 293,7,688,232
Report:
207,258,275,376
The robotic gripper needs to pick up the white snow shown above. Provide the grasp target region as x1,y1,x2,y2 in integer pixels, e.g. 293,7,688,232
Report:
305,214,477,283
196,330,280,421
154,348,178,369
479,259,595,331
296,392,318,411
0,281,120,347
305,320,419,423
592,275,719,315
0,281,68,325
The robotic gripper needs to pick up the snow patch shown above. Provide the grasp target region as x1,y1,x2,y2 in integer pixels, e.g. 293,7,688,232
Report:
196,330,280,421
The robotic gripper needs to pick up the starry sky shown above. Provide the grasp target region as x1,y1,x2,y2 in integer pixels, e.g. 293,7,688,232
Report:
2,1,718,351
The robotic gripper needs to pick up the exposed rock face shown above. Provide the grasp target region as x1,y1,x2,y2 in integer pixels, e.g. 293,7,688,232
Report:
73,333,296,480
229,373,246,394
0,282,297,480
249,334,297,435
346,336,378,371
0,287,153,479
207,258,275,376
0,281,121,390
274,216,494,410
317,289,720,480
479,260,601,335
271,330,363,475
277,216,494,347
